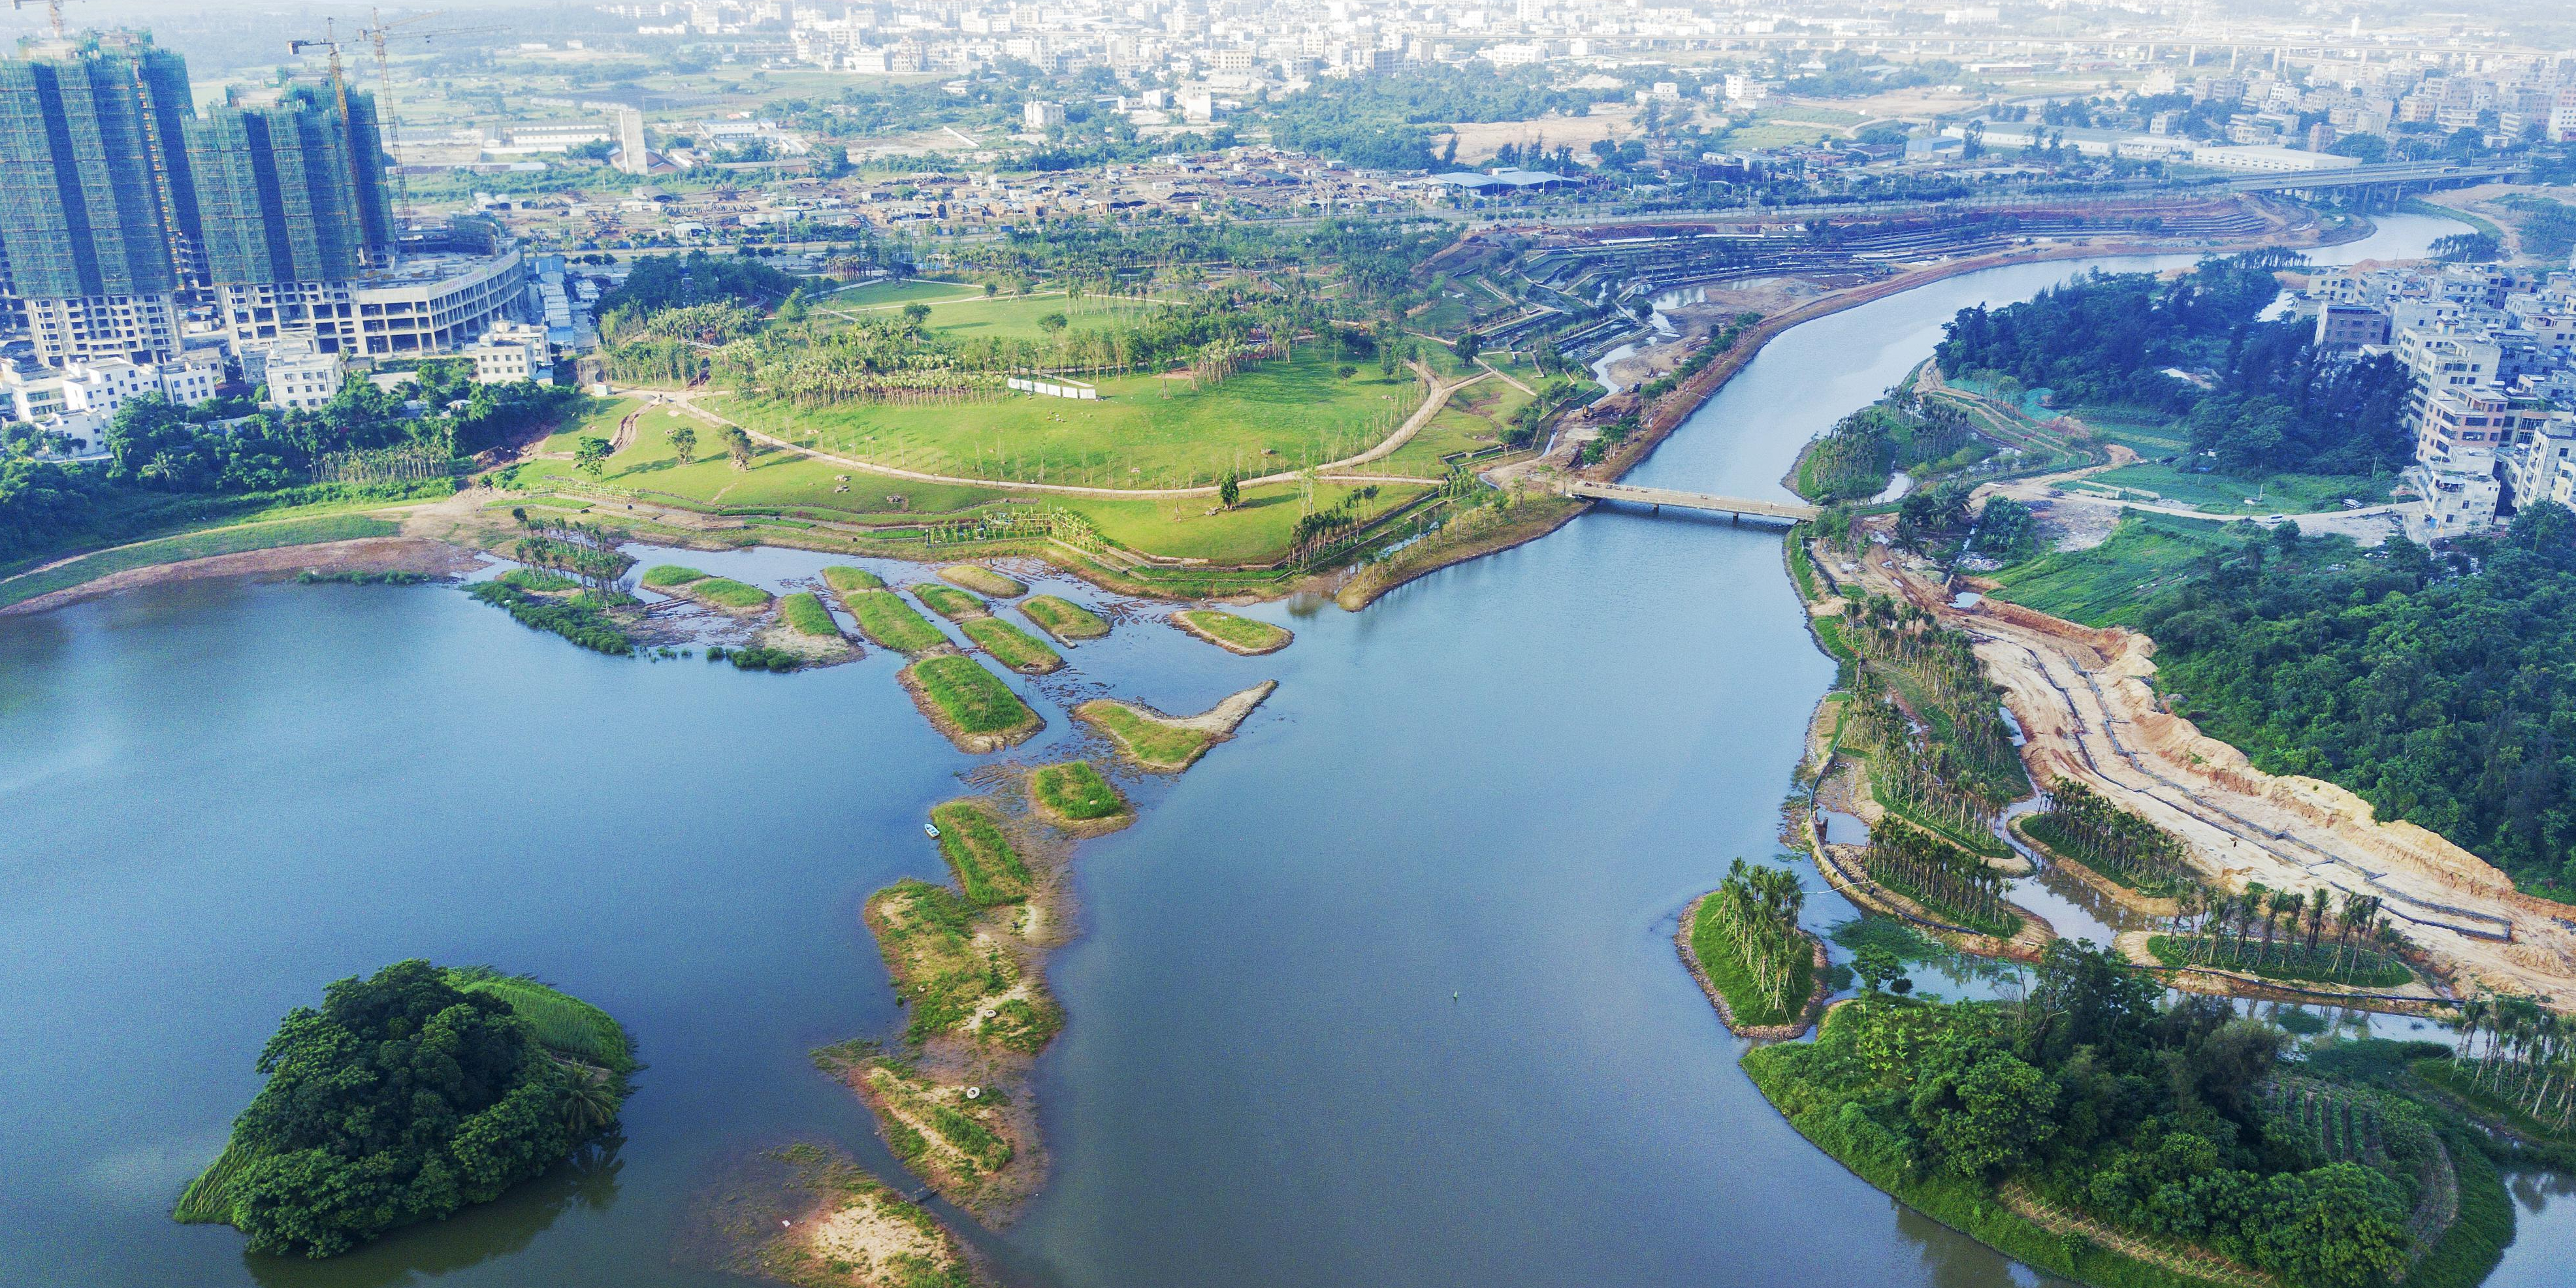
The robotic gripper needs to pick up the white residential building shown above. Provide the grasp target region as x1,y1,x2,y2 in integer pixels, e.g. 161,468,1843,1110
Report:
261,342,347,411
462,322,554,386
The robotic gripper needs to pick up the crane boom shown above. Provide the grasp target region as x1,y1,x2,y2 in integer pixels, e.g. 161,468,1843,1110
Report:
361,12,509,229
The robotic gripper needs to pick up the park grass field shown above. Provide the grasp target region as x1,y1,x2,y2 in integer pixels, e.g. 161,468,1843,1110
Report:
1173,609,1292,655
1073,700,1214,771
1028,760,1127,827
939,564,1025,597
928,800,1033,905
823,277,979,308
1020,594,1108,641
915,291,1158,342
841,588,950,653
528,396,1434,566
778,592,842,637
821,565,885,591
900,656,1042,752
1983,512,2238,628
727,345,1423,491
912,583,986,620
961,617,1063,673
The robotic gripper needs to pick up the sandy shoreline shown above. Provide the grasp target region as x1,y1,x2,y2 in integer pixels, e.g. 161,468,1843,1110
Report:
0,537,489,619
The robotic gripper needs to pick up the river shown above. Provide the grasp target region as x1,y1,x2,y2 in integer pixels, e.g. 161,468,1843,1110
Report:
7,212,2559,1288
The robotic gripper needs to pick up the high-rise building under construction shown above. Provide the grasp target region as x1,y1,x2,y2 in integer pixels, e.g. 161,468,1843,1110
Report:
186,89,396,288
0,41,201,364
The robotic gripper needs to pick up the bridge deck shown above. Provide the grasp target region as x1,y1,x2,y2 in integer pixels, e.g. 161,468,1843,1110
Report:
1564,480,1819,522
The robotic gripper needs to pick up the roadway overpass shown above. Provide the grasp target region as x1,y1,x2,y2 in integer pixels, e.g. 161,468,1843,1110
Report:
1562,479,1820,523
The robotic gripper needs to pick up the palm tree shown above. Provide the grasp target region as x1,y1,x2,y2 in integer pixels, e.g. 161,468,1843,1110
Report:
561,1072,622,1133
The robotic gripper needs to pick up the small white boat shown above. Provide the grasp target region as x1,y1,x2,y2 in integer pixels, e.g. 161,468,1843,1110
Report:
924,822,941,839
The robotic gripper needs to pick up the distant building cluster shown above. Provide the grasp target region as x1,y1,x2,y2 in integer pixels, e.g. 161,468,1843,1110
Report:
2303,265,2576,543
0,37,562,457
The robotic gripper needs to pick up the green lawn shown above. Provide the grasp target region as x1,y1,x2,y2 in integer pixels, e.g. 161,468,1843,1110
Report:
912,583,985,620
1029,760,1126,822
939,564,1025,597
960,616,1063,673
1984,512,2238,628
0,513,404,611
1074,700,1214,771
779,591,841,637
841,588,950,653
929,799,1033,905
914,291,1158,342
1020,594,1108,641
538,394,641,455
1175,609,1292,654
824,277,979,308
903,656,1039,739
727,345,1423,491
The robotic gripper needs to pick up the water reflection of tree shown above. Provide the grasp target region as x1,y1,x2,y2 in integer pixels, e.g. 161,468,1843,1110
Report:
240,1136,624,1288
1892,1200,2066,1288
2511,1165,2576,1214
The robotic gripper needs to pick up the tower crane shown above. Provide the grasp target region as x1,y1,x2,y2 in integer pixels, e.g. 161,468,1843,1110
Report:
361,10,508,226
287,15,504,259
9,0,67,44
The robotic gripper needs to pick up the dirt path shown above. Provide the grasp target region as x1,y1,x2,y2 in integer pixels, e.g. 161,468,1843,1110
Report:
1844,539,2576,1007
656,359,1479,500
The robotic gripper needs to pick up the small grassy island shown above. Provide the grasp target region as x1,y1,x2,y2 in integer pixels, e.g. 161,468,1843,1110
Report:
1172,608,1292,655
1074,681,1275,772
1682,859,1825,1036
1743,942,2514,1288
1020,595,1109,642
642,564,773,615
1027,760,1130,832
899,656,1044,752
929,799,1035,905
911,583,987,622
840,586,951,654
820,565,886,592
959,617,1063,674
174,960,634,1258
939,565,1026,598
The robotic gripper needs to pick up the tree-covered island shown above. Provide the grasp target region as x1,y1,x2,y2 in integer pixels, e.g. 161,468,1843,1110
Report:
173,960,636,1257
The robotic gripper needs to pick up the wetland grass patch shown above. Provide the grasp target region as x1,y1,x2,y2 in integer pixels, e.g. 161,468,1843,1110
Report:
841,588,950,654
912,583,987,620
929,800,1034,905
1028,760,1128,828
1020,594,1108,641
642,564,773,613
779,591,843,637
939,564,1026,598
961,617,1063,673
1072,701,1212,771
900,656,1042,752
1173,608,1291,654
820,564,885,591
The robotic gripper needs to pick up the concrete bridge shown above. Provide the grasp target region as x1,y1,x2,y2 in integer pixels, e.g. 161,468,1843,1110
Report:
1562,479,1819,523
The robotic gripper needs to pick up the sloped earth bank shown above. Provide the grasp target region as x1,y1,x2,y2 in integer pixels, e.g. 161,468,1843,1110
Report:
1837,536,2576,1004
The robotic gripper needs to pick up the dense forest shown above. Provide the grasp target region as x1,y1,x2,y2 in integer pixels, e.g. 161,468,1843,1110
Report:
1748,944,2466,1288
1936,252,2412,477
2137,506,2576,896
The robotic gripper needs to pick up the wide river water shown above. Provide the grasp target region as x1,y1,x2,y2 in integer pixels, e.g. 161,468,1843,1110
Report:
9,212,2568,1288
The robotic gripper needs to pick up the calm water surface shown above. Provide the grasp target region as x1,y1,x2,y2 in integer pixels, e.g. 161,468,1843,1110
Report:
10,214,2553,1288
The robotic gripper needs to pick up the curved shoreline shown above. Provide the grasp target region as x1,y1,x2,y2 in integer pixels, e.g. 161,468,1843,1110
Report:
1674,892,1831,1040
